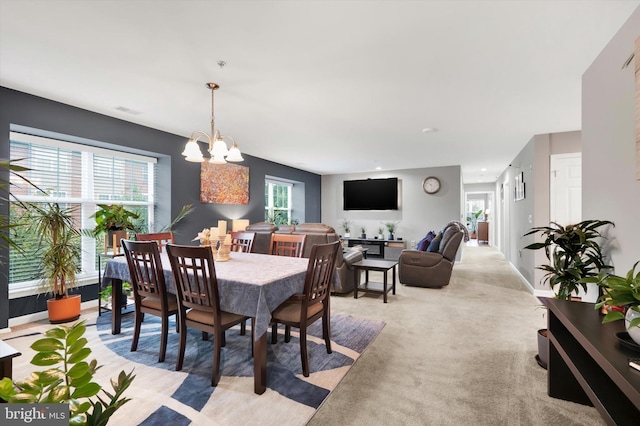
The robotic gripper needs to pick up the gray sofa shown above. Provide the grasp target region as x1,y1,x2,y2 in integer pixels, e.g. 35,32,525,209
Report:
398,222,465,288
244,222,363,294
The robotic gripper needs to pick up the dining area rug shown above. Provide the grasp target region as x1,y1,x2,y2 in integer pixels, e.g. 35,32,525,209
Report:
85,311,384,425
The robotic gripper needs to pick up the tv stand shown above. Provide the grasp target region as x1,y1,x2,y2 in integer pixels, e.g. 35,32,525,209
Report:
545,298,640,425
342,238,406,261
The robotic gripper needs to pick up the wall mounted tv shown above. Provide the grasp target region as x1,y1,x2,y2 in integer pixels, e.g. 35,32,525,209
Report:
343,177,399,210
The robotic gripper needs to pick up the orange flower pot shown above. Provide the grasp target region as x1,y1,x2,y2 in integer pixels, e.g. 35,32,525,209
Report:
47,294,81,324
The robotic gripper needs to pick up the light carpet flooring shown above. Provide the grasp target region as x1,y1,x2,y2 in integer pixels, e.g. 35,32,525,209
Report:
308,244,604,426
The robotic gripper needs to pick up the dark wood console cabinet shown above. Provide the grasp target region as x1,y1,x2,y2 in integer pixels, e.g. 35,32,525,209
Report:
545,298,640,425
342,238,406,261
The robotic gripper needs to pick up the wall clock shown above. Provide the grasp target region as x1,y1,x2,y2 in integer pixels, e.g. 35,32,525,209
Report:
422,176,441,194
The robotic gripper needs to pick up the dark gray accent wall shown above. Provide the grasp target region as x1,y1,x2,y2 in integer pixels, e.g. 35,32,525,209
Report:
0,87,321,327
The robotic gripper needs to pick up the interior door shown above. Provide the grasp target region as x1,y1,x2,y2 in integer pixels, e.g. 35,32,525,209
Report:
550,153,591,301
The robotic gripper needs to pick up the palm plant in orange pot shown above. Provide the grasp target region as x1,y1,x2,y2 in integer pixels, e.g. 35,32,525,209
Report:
29,202,82,323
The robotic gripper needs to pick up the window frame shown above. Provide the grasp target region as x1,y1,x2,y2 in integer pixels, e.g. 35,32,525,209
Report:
8,131,157,299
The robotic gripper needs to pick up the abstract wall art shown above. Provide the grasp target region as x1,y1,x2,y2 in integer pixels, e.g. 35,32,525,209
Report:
200,162,249,204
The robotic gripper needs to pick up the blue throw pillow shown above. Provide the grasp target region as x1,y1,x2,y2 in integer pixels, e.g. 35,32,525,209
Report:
426,232,443,252
417,231,436,251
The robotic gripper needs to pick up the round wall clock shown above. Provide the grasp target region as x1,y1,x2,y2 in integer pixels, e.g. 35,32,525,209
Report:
422,176,441,194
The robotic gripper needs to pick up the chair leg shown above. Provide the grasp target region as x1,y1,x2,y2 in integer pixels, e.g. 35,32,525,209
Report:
159,314,169,362
212,330,222,386
323,311,332,354
300,327,309,377
271,323,278,344
202,331,209,341
176,318,187,371
285,325,291,343
240,319,246,335
131,307,142,352
175,312,179,333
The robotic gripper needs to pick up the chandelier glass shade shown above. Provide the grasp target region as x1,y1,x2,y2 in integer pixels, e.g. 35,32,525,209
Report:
182,82,243,164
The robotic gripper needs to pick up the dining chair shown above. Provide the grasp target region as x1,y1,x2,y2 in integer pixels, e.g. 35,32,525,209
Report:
166,243,251,386
135,232,174,252
269,234,306,258
270,240,340,377
122,239,179,363
229,231,256,253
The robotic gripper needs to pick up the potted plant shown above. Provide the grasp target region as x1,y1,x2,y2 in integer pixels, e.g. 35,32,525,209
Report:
100,281,132,308
589,260,640,345
385,221,399,240
360,226,367,239
0,321,135,424
523,219,614,368
87,204,140,252
28,202,83,323
466,210,483,239
377,227,384,240
341,219,352,238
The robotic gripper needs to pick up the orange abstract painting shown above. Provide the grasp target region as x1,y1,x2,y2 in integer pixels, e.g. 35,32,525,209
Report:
200,163,249,204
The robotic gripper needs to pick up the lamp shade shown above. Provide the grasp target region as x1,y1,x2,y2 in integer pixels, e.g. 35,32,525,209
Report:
232,219,250,232
182,140,204,162
226,143,244,162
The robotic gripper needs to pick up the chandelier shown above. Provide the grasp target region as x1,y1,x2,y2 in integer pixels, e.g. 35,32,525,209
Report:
182,82,243,164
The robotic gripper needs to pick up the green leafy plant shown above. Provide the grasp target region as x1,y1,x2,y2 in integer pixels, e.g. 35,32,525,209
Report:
87,204,140,238
0,321,135,425
28,202,82,298
588,261,640,329
159,203,194,233
384,221,399,234
340,219,352,234
523,219,613,300
466,210,483,234
0,158,41,259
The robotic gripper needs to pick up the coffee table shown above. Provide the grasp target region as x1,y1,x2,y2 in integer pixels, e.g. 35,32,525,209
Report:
352,259,397,303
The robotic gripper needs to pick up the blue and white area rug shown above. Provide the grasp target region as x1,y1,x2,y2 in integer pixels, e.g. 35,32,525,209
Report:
87,311,384,425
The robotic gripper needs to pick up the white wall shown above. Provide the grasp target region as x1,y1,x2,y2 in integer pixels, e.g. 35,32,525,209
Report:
583,7,640,274
321,165,462,249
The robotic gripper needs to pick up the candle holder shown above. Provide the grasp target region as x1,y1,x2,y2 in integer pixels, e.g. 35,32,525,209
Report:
216,240,231,262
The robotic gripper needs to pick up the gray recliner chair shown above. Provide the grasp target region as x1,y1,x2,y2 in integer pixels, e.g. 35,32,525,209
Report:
398,223,464,288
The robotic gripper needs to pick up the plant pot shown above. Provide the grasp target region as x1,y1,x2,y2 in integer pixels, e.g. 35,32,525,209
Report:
388,234,395,240
47,294,81,324
536,329,548,369
105,229,127,251
360,234,367,239
625,308,640,345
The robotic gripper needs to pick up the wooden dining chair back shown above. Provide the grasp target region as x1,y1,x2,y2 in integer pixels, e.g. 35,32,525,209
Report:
135,232,174,252
166,243,249,386
269,234,307,258
230,231,256,253
122,239,179,362
270,240,340,377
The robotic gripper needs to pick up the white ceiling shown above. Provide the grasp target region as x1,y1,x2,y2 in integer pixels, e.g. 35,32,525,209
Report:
1,1,638,183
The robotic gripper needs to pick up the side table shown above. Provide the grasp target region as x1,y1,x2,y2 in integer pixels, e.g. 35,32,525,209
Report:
353,259,398,303
98,252,124,316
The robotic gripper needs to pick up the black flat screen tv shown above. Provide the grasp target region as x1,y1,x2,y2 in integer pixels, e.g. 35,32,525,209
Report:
343,177,398,210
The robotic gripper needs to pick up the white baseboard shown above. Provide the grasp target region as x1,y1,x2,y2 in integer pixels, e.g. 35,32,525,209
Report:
7,300,98,329
508,262,535,294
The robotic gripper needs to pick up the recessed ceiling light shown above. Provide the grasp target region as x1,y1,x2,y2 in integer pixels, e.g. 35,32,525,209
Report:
375,166,382,170
422,128,437,133
481,168,487,172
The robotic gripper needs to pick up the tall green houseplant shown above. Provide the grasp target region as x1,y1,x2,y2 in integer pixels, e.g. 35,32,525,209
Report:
523,219,613,300
30,202,82,299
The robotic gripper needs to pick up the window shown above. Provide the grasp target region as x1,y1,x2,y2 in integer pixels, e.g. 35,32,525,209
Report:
9,132,156,292
265,179,292,225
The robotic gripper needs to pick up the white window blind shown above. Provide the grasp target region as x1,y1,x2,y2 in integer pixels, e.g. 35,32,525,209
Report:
8,132,156,290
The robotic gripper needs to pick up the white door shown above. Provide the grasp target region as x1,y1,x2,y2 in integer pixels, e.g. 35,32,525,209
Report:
550,153,592,301
550,153,582,226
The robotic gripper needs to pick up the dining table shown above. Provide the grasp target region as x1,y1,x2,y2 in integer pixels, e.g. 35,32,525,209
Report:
101,250,309,395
